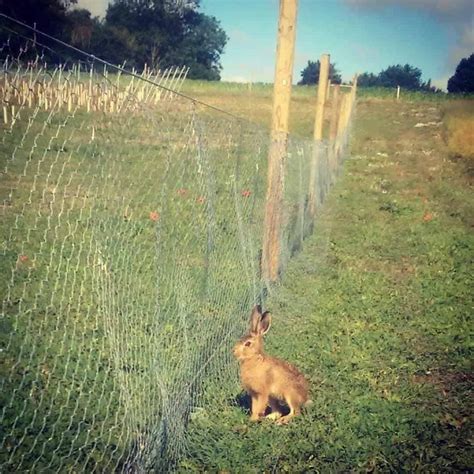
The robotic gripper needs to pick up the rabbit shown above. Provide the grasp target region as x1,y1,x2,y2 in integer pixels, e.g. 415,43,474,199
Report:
233,305,310,424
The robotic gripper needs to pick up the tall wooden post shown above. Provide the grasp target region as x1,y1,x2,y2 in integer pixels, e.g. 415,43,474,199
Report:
328,84,340,181
335,92,351,162
308,53,330,218
351,74,358,104
261,0,298,282
314,54,330,141
329,85,341,141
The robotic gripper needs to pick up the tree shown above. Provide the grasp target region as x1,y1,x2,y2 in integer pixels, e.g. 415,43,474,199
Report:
103,0,228,79
377,64,422,90
174,12,227,80
298,60,342,85
0,0,80,64
357,72,379,87
0,0,76,38
67,9,97,48
357,64,440,92
448,54,474,93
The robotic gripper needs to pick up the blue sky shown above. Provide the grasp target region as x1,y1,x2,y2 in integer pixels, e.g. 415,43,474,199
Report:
76,0,474,89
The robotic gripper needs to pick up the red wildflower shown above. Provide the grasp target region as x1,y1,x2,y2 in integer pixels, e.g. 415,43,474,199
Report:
241,190,251,198
19,254,29,263
149,211,160,222
423,211,433,222
196,196,206,204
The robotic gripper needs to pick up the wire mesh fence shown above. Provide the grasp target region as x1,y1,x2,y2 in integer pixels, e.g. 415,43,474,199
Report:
0,16,355,472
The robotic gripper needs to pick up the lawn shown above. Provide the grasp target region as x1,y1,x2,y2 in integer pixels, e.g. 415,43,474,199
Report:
1,77,472,472
179,91,473,472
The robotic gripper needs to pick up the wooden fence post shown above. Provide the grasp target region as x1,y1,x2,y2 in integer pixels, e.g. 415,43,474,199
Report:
328,83,340,181
335,86,355,164
351,74,358,104
261,0,298,282
329,84,341,141
308,53,330,218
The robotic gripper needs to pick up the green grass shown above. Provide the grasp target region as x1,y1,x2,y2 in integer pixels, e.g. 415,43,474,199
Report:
1,75,472,471
179,97,474,472
0,76,318,470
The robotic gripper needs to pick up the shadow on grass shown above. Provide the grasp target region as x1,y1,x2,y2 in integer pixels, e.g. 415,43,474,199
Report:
231,392,291,417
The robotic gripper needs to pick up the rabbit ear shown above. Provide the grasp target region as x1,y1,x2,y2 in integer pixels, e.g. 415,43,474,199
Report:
250,305,262,333
259,311,272,335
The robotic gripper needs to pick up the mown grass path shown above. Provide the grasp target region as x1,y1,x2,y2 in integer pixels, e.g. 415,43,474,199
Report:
183,99,473,472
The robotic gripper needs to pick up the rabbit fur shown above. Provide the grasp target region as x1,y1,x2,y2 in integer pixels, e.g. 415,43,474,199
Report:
233,305,310,424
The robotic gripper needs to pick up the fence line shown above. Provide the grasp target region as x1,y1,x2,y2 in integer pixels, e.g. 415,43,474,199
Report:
0,16,357,472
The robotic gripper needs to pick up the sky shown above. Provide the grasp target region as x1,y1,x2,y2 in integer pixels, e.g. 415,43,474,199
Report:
75,0,474,90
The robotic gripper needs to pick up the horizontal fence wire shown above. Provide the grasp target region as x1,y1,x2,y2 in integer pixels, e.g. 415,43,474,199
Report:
0,15,355,472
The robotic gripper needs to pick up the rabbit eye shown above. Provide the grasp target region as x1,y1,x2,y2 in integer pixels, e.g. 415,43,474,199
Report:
244,341,251,347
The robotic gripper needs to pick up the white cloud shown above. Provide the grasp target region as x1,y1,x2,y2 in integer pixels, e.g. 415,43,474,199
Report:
75,0,110,18
74,0,198,18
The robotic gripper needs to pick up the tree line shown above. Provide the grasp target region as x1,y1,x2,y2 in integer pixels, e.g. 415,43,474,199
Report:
358,64,438,92
1,0,228,80
299,61,438,92
299,57,474,94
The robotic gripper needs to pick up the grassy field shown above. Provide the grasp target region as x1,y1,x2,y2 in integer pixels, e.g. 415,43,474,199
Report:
441,100,474,160
179,88,474,471
1,78,472,471
0,75,323,471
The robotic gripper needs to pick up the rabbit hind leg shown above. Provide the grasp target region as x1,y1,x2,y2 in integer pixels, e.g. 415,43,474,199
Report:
275,394,302,425
266,398,282,421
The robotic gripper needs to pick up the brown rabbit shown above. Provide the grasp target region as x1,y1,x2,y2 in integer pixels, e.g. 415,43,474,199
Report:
233,305,310,424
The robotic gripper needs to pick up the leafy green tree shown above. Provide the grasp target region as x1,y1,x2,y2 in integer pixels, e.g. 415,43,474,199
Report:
358,66,439,92
357,72,379,87
66,8,97,48
377,64,422,90
0,0,80,64
103,0,228,79
298,60,342,85
420,78,439,93
0,0,76,38
448,54,474,93
174,11,228,80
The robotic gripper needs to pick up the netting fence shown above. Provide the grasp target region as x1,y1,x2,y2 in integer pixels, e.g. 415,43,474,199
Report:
0,16,355,472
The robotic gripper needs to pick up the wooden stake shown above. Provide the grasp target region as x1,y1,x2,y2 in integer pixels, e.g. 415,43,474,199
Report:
335,92,350,158
261,0,298,282
158,67,173,101
328,84,341,178
165,66,180,100
308,53,330,218
329,86,341,138
351,74,358,103
313,54,330,141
